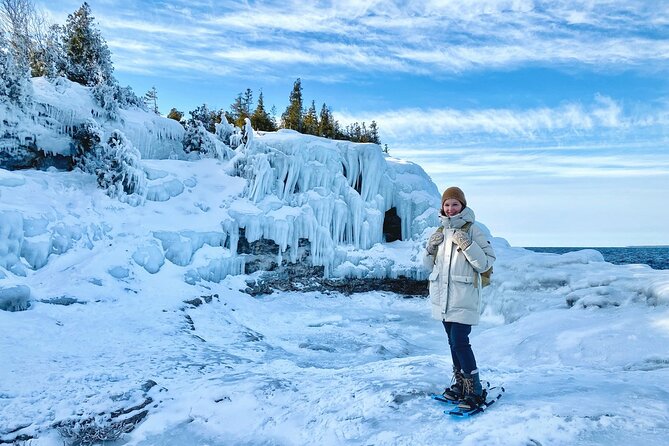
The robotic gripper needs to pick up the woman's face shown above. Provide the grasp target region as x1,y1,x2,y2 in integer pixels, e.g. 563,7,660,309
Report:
442,198,463,217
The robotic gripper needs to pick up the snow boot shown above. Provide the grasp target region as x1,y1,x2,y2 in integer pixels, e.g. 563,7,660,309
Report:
457,370,486,411
441,366,465,402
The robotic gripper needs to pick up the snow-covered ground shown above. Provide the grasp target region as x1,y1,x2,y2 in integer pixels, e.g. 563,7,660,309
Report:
2,154,669,445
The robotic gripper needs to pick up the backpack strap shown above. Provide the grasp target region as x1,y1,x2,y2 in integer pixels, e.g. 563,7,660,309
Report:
460,221,473,233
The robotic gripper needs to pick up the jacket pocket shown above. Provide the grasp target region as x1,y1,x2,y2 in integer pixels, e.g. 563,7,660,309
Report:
429,270,440,281
451,274,473,284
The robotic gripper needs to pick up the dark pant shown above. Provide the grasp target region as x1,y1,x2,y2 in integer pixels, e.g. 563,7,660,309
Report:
443,321,477,374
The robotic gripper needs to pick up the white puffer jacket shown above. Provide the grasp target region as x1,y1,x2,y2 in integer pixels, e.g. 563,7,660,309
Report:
423,207,496,325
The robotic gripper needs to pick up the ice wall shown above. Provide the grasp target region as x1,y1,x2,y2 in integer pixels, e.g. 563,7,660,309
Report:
234,130,440,277
1,124,441,285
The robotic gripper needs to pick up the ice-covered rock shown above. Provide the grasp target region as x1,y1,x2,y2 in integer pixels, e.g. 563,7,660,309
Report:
0,285,31,311
1,77,186,170
132,243,165,274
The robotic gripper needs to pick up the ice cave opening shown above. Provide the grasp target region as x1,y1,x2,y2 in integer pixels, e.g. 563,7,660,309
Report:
383,207,402,242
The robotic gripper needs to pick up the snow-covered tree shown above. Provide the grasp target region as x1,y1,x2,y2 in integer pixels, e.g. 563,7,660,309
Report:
0,29,31,109
40,24,66,79
91,81,119,120
144,86,159,114
215,119,235,146
0,0,33,109
115,84,145,110
183,123,209,154
281,78,303,131
62,2,113,86
242,117,254,147
0,0,55,78
78,128,146,201
0,0,31,55
188,103,216,133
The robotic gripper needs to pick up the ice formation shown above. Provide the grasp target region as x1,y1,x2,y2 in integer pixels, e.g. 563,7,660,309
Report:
226,130,441,277
2,77,184,161
0,137,440,285
1,76,443,283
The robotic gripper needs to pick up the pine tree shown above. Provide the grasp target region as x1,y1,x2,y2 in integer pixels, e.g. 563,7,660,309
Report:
144,86,159,114
369,120,380,144
360,122,368,142
281,78,303,131
251,90,276,132
318,103,331,138
303,100,318,135
270,105,278,128
189,103,216,133
62,2,114,86
229,92,246,128
242,88,252,118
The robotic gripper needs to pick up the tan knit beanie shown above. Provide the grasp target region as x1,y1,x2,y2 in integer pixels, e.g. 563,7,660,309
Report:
441,186,467,208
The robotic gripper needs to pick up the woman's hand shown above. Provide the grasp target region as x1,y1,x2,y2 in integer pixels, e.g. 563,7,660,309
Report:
426,231,444,255
452,230,472,250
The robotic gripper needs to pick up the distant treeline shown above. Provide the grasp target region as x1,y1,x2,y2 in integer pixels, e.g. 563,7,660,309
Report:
164,78,382,146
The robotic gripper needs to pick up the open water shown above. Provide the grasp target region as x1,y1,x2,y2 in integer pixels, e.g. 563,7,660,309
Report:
525,246,669,270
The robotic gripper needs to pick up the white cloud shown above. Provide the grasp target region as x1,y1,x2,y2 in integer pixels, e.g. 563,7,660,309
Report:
335,96,638,141
40,0,669,79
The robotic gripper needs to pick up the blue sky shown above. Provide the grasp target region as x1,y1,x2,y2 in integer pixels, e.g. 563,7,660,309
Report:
41,0,669,247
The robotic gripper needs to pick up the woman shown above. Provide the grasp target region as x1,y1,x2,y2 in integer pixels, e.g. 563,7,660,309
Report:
424,186,496,410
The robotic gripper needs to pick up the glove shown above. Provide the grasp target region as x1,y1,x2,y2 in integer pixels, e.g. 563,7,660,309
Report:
452,230,472,250
426,230,444,255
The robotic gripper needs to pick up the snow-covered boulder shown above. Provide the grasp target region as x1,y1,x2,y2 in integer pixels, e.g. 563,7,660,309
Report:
0,285,30,311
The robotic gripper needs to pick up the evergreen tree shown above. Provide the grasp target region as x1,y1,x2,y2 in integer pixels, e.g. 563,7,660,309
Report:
41,24,66,79
62,2,114,86
91,81,119,119
270,105,278,128
167,107,183,123
211,108,223,128
318,103,336,138
360,122,368,142
333,120,344,140
229,92,246,128
183,123,213,154
144,86,159,114
303,100,318,135
281,78,303,131
188,103,216,133
350,122,361,142
369,120,380,144
251,90,276,131
242,88,252,118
